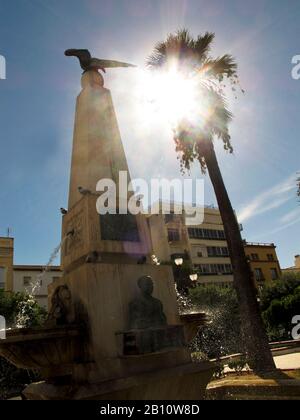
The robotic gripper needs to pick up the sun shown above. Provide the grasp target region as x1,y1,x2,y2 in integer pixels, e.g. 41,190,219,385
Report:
136,66,205,127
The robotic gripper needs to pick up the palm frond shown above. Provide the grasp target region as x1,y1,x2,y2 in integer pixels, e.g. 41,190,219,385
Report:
201,55,237,79
193,32,215,61
204,87,233,145
147,29,201,69
173,87,233,173
147,29,238,172
147,41,168,69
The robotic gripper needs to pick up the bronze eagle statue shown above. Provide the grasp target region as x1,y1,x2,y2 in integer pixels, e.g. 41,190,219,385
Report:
65,49,136,73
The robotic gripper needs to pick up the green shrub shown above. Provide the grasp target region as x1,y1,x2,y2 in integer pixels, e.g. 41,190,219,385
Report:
0,290,47,399
227,357,250,375
0,290,47,328
260,276,300,341
212,362,225,380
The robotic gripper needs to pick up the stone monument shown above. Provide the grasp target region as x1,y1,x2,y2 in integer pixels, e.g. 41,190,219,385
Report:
7,49,213,400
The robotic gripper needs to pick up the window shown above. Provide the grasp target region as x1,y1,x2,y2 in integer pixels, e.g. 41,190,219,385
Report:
0,267,6,289
254,268,264,281
194,264,233,275
188,228,226,240
222,247,229,256
207,246,229,257
270,268,278,280
251,254,259,261
194,264,210,274
23,276,31,286
192,247,203,258
218,230,226,239
0,247,11,256
168,229,180,242
225,264,233,273
164,213,175,223
267,254,275,261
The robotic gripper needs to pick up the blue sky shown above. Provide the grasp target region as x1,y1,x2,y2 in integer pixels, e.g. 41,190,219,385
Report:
0,0,299,268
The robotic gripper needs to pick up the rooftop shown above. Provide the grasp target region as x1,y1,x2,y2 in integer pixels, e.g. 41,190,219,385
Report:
0,236,14,242
13,265,62,271
244,241,276,248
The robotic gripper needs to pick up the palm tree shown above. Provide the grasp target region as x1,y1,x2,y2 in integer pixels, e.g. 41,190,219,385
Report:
147,29,276,373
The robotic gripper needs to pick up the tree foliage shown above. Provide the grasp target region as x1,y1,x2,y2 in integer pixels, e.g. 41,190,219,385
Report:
0,290,46,328
147,29,243,173
0,291,46,399
260,273,300,341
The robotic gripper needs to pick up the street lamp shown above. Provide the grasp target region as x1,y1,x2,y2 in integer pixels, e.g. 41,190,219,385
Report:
189,273,198,282
174,258,183,266
174,258,184,291
151,255,161,266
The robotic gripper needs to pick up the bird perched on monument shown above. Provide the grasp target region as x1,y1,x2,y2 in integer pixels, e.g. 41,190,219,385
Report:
65,49,136,74
60,208,68,215
78,186,92,196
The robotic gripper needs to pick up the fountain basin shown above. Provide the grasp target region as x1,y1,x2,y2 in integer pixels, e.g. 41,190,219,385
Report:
0,325,85,377
180,312,210,342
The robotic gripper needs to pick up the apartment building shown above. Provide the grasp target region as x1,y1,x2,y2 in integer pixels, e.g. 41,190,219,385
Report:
0,236,14,291
244,242,281,284
148,204,234,285
13,265,63,309
282,255,300,275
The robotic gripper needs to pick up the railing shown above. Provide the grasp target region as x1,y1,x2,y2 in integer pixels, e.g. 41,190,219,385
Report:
245,241,275,247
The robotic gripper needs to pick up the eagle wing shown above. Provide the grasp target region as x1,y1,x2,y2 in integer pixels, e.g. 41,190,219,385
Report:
90,58,136,69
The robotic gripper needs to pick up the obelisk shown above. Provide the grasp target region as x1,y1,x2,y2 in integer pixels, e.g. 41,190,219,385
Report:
68,71,129,209
62,68,153,272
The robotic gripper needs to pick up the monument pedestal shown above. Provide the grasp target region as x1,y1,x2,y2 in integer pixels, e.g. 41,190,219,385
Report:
23,361,214,400
23,259,214,400
48,261,190,381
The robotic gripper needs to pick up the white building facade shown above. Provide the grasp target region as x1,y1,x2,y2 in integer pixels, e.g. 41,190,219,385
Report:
13,265,63,309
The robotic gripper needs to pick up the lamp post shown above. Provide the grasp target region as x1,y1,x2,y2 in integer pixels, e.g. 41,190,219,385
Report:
175,258,183,267
174,258,184,291
189,273,198,289
189,273,198,283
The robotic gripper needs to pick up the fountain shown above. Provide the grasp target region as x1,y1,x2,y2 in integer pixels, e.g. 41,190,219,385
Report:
0,51,213,400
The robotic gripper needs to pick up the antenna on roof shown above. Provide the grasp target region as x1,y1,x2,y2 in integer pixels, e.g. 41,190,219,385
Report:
7,227,11,238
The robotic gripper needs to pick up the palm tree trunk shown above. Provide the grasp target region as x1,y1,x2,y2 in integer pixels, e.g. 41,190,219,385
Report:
202,140,276,373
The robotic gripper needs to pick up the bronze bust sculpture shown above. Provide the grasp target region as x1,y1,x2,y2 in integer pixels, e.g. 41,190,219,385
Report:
47,285,74,326
65,49,136,74
129,276,167,330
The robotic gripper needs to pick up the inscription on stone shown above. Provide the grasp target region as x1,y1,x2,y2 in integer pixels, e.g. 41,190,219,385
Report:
100,213,140,242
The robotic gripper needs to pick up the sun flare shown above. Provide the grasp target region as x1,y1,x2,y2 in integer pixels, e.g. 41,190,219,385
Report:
137,67,205,127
